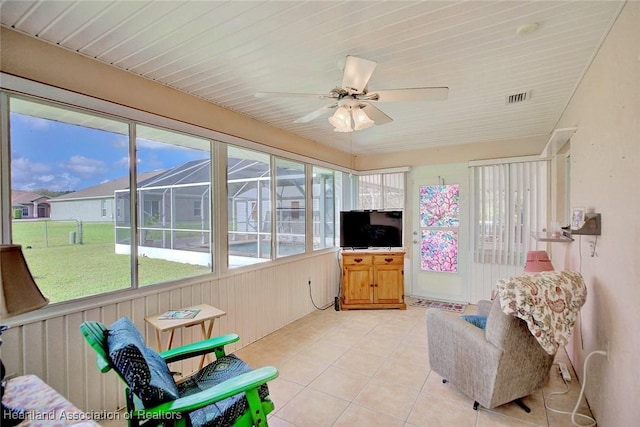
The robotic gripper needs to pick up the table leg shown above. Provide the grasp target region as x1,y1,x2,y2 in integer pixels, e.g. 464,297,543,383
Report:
198,319,215,369
155,329,163,352
166,330,175,351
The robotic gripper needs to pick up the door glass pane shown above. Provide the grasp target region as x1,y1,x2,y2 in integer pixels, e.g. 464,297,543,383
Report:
419,185,459,273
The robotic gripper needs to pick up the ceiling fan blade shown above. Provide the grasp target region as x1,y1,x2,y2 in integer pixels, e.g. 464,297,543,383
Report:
371,87,449,102
255,91,329,99
361,103,393,125
342,56,377,94
293,103,337,123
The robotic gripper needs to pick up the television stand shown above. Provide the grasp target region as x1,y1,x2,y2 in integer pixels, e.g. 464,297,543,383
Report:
340,249,406,310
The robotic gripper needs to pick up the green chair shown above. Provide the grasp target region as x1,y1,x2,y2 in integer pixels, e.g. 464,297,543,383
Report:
80,318,278,427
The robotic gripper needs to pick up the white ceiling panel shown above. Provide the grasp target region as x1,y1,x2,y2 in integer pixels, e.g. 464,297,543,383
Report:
0,0,624,155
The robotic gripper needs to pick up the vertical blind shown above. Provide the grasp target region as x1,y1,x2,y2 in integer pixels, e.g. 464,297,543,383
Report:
470,160,549,266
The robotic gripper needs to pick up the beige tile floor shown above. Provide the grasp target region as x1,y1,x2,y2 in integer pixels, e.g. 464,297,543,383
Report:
104,297,596,426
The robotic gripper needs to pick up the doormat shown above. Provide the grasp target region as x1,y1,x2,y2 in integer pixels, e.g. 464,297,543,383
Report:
410,298,467,313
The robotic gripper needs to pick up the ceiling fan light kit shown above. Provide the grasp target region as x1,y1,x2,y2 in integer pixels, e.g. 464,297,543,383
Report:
328,104,374,133
256,55,448,132
328,107,352,132
352,108,375,131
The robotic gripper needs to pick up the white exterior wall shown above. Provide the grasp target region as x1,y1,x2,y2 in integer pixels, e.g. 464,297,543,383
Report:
50,198,114,222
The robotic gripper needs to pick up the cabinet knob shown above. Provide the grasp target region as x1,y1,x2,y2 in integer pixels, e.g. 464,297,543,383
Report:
354,258,363,263
384,258,393,263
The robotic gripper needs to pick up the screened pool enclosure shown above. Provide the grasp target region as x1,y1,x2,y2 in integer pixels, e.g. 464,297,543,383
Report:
115,155,331,268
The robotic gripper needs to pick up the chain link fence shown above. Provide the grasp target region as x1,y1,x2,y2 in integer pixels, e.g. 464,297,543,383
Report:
12,219,84,248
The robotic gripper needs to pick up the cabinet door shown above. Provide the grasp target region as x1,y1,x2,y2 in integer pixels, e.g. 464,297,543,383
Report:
373,264,404,304
343,265,374,304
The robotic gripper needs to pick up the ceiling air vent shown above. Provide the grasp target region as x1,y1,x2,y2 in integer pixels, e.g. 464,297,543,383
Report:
506,90,531,104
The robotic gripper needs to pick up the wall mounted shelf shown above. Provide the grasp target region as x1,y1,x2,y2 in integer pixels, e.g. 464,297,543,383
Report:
531,232,574,242
572,213,601,236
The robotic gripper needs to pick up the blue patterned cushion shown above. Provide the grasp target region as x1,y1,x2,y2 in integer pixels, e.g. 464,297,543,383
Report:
107,317,179,407
460,314,488,330
178,354,269,427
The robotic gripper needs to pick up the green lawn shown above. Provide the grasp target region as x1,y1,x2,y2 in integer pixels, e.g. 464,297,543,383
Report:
13,220,210,303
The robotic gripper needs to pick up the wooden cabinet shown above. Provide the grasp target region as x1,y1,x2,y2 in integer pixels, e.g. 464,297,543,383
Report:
341,251,406,310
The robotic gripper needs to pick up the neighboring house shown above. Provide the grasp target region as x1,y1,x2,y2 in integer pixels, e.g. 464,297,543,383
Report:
49,171,164,222
11,190,50,218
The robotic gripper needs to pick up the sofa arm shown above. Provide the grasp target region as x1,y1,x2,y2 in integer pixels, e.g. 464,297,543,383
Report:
477,300,493,317
2,375,100,426
426,309,502,408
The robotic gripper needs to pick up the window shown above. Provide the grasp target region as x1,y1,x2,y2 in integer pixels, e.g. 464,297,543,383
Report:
134,124,212,285
359,174,382,210
358,172,405,210
101,199,107,217
275,158,305,257
10,97,131,302
227,146,271,268
21,207,28,217
312,167,336,249
470,160,549,266
194,200,202,217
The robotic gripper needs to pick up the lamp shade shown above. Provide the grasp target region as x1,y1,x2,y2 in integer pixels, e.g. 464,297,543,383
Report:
524,250,554,273
352,108,374,130
1,244,49,319
328,107,352,132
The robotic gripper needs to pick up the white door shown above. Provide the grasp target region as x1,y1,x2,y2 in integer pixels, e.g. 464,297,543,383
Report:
410,164,469,303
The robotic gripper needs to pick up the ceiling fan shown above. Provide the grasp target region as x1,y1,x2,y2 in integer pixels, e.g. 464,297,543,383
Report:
255,55,448,132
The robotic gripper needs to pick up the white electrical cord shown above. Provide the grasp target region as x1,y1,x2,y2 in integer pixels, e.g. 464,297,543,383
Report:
544,351,607,426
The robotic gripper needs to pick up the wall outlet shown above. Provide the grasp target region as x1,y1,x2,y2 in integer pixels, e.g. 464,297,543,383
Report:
558,362,571,382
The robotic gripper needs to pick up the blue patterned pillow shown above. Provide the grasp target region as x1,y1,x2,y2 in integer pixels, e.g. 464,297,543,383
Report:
460,314,488,330
107,317,179,407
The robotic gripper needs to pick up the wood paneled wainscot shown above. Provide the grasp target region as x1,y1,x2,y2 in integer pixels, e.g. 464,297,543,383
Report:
341,250,406,310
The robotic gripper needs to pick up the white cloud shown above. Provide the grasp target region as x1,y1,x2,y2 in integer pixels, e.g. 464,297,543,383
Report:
52,173,82,191
61,155,108,177
10,157,81,191
38,175,56,183
11,157,52,189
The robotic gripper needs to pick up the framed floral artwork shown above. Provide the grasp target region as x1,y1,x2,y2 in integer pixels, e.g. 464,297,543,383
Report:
419,184,460,273
571,207,585,230
419,185,459,227
421,230,458,273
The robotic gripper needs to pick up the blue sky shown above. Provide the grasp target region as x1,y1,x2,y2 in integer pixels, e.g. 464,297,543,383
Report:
10,113,206,192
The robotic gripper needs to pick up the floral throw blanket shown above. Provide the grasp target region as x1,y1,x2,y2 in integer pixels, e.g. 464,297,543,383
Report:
496,270,587,355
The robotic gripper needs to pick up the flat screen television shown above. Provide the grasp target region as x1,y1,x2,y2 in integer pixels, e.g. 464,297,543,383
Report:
340,210,403,248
